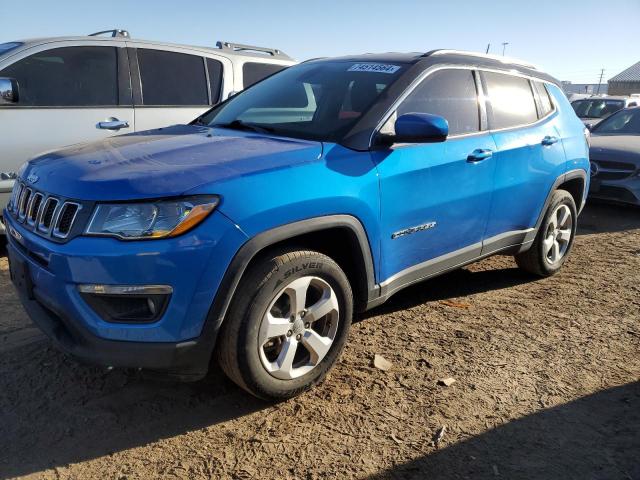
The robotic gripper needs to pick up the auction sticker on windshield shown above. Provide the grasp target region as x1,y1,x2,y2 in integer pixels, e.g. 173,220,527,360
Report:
348,63,401,74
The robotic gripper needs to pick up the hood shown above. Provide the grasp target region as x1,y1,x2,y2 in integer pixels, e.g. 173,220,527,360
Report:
21,125,323,200
589,135,640,163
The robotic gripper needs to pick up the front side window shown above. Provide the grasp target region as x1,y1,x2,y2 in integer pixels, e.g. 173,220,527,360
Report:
137,49,208,106
200,61,407,142
0,46,117,107
592,108,640,135
395,69,480,135
571,99,625,120
242,62,287,88
483,72,538,129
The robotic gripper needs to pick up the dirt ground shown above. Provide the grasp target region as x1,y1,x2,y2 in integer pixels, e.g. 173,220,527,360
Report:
0,202,639,480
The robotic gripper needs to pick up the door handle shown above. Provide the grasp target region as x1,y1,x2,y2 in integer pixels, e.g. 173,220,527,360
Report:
97,117,130,131
467,149,493,162
542,135,559,146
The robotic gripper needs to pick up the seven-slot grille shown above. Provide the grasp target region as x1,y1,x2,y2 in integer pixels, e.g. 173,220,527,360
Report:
9,181,81,239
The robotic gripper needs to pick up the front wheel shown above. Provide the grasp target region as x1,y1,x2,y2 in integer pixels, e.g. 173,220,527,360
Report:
515,189,577,277
216,249,353,400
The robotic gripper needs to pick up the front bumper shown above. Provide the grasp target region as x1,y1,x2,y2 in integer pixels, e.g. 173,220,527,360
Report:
589,174,640,206
4,209,248,378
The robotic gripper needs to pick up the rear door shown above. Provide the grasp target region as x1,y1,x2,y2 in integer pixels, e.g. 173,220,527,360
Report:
128,45,226,131
0,42,133,181
481,71,566,249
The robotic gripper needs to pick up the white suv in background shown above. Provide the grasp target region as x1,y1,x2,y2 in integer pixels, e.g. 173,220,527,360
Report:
0,29,295,233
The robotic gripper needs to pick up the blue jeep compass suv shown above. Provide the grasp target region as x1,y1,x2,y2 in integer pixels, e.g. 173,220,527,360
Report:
5,50,589,399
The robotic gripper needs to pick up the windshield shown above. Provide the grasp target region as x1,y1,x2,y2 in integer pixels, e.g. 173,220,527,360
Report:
0,42,22,56
199,61,407,142
571,99,624,119
592,108,640,135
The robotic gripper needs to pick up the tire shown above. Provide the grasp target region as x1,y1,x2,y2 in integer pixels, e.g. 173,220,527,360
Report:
515,189,577,277
216,248,353,400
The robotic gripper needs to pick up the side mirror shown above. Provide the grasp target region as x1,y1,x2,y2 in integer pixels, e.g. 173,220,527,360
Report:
390,113,449,144
0,77,19,105
585,123,593,131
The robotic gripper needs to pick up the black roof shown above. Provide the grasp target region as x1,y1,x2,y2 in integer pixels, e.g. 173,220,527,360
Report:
307,50,560,85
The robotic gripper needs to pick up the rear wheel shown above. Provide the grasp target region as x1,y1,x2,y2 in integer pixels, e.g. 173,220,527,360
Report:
515,189,577,277
216,249,353,400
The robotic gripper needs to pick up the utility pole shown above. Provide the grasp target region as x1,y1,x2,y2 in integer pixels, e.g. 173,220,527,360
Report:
596,68,605,94
485,43,491,54
501,42,509,56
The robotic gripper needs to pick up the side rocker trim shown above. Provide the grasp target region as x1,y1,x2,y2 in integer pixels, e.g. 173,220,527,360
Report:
368,168,587,309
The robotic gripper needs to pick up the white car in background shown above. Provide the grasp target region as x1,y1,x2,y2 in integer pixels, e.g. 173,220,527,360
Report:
0,29,295,234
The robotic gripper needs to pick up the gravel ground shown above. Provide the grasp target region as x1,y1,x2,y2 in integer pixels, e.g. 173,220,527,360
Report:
0,202,639,480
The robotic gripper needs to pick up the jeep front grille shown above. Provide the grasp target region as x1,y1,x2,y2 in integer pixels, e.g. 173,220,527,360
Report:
9,180,83,240
39,198,59,233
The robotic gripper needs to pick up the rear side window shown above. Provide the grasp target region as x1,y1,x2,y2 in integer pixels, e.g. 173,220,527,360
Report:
534,81,554,117
0,46,117,107
483,72,538,129
138,49,208,106
243,62,286,88
396,69,480,135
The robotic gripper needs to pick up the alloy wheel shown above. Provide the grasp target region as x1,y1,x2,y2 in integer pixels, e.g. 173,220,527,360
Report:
543,204,573,264
258,276,339,380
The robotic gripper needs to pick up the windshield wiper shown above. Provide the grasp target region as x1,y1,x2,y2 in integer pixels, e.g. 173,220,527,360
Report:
212,119,275,134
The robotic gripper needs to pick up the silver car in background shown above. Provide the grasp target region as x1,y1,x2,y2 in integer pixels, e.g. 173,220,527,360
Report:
0,29,295,233
571,96,639,129
589,107,640,206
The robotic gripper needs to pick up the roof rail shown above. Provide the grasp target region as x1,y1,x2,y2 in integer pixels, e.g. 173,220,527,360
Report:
423,49,538,70
89,29,130,38
216,41,291,60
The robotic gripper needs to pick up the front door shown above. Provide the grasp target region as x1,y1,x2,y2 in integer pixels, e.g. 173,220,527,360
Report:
372,68,497,292
0,44,134,184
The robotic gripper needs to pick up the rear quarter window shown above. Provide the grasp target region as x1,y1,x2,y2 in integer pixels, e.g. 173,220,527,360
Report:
533,81,554,117
242,62,287,89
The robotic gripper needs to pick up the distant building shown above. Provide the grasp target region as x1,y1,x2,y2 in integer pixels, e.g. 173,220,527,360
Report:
608,61,640,95
561,81,608,95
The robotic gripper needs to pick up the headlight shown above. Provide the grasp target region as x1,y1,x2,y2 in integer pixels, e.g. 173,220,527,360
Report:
85,196,219,240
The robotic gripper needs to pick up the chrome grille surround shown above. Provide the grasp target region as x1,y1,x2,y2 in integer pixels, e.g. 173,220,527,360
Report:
8,180,83,241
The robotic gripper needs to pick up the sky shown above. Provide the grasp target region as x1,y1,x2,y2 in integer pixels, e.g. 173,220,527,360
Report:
1,0,638,84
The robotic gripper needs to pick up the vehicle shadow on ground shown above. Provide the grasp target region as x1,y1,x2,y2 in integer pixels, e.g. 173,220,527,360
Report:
0,348,269,478
368,381,640,480
577,201,640,236
361,266,533,320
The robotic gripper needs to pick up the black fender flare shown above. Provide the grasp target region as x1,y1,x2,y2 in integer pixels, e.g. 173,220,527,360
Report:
187,215,378,370
523,168,588,245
